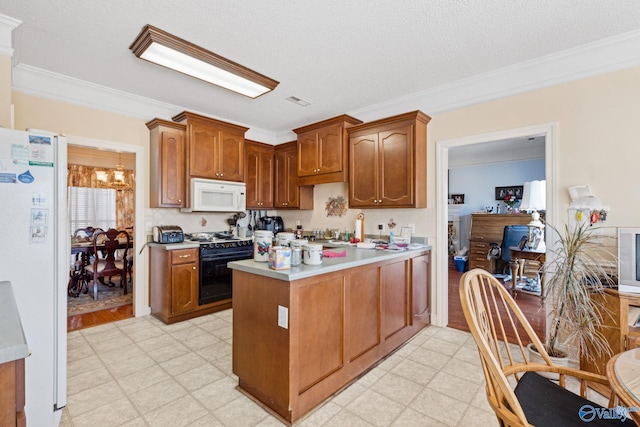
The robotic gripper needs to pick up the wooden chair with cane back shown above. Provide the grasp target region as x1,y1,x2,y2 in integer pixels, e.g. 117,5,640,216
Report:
459,268,635,426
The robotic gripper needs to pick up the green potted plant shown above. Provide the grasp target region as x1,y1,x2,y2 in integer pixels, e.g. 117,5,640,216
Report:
528,221,616,371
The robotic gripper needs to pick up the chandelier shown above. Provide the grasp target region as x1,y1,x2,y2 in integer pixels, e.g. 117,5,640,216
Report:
95,153,132,191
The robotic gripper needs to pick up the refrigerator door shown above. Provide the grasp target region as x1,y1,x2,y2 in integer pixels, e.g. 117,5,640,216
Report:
0,128,67,425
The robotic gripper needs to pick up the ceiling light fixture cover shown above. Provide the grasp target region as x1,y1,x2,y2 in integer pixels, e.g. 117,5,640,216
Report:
129,24,279,98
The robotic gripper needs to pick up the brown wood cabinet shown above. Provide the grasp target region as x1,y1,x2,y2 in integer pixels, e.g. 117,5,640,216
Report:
468,213,532,273
0,358,25,427
245,140,274,209
233,250,430,423
150,246,232,324
172,111,248,182
293,114,362,185
274,141,313,209
146,119,186,208
412,253,431,323
348,111,430,208
581,289,640,379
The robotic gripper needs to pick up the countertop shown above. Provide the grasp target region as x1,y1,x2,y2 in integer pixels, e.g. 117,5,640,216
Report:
148,241,201,250
0,281,29,364
228,244,431,281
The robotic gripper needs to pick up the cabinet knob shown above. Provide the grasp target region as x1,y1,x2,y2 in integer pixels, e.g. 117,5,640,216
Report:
179,254,191,258
178,199,181,203
192,266,196,270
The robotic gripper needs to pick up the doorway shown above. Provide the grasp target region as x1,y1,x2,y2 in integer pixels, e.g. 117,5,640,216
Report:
64,137,146,330
434,123,558,330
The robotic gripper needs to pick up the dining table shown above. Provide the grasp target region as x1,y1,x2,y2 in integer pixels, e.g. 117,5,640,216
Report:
606,348,640,424
68,238,134,297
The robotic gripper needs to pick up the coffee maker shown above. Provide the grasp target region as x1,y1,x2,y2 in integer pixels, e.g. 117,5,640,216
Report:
257,216,284,234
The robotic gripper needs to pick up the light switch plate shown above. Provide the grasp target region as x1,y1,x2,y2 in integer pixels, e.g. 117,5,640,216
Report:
278,305,288,329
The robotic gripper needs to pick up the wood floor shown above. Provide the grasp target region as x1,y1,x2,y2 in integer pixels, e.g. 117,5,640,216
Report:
67,303,133,332
448,267,546,341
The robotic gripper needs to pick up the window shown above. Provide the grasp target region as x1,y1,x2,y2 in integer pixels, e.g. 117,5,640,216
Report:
67,186,117,232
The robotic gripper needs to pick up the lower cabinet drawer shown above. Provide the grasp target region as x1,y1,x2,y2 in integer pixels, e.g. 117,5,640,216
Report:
469,257,493,271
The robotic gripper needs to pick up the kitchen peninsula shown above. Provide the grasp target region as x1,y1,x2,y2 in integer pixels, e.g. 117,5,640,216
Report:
229,245,431,424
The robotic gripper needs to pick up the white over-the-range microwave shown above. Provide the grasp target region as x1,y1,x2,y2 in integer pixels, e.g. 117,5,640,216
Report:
180,178,247,213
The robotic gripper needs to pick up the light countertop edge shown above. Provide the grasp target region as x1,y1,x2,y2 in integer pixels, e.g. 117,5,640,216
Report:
228,245,432,281
148,241,201,250
0,281,29,364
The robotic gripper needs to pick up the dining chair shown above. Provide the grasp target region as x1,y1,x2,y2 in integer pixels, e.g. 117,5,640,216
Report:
84,228,130,300
459,268,634,426
68,227,104,297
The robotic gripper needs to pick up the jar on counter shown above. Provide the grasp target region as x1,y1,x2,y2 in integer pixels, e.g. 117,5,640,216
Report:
254,230,273,262
290,239,308,249
277,232,295,247
291,247,302,266
303,243,324,265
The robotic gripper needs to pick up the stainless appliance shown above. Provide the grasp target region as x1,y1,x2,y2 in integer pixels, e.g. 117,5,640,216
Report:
181,178,246,213
152,225,184,243
257,216,284,234
184,232,253,305
0,128,67,423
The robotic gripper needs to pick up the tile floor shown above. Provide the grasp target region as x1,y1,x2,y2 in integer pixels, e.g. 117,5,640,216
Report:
61,310,500,427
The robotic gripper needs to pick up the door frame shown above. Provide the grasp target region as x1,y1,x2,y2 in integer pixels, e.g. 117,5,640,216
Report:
66,135,149,317
434,122,558,327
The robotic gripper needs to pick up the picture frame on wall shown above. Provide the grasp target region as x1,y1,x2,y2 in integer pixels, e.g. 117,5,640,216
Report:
495,186,524,201
451,194,465,204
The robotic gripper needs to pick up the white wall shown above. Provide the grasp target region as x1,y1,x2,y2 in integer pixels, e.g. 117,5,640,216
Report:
449,158,545,213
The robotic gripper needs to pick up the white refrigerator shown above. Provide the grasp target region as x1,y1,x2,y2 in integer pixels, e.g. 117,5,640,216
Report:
0,127,67,426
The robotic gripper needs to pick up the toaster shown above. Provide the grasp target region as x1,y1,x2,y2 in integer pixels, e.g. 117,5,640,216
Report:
152,225,184,244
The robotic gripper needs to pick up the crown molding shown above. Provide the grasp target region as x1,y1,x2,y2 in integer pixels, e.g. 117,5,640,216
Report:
0,14,22,57
10,28,640,141
12,63,277,143
349,29,640,122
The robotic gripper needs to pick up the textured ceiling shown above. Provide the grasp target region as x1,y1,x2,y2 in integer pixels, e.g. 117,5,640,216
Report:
3,1,640,135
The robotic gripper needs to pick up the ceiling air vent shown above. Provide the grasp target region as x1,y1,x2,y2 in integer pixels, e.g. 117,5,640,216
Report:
286,96,311,107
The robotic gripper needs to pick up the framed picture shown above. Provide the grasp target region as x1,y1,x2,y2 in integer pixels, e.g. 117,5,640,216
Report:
495,186,524,201
451,194,465,204
518,235,528,250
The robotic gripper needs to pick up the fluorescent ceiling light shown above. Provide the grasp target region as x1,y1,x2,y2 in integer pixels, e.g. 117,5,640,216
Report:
130,25,278,98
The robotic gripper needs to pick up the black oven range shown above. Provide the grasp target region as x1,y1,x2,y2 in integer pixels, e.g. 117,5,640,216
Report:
184,232,253,305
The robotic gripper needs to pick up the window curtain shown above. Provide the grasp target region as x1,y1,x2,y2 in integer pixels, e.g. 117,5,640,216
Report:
67,186,117,232
67,164,134,229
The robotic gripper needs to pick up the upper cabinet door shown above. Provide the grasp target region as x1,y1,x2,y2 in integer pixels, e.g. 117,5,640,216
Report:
297,130,319,177
317,123,343,174
189,122,218,179
349,132,378,207
147,119,186,208
379,126,413,207
274,141,313,209
218,126,245,182
245,140,274,209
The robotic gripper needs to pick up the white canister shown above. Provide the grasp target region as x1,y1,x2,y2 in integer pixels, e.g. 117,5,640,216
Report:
254,230,273,262
290,239,308,249
277,232,296,247
303,243,324,265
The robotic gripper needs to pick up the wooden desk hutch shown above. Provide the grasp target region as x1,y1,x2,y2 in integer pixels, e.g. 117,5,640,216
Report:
468,213,533,274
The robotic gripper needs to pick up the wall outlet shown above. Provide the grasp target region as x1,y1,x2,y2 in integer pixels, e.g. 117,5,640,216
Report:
378,223,384,231
408,223,415,234
278,305,289,329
